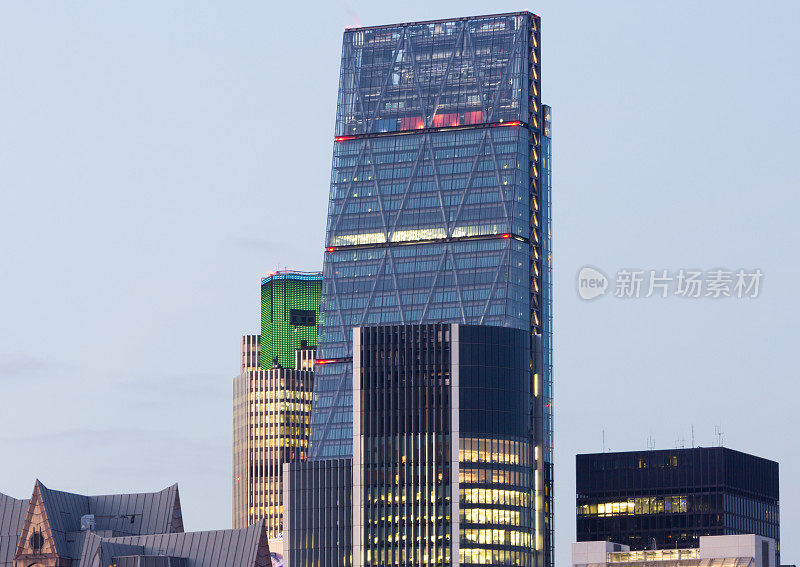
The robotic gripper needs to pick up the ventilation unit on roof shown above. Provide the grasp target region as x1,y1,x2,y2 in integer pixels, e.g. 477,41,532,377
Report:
80,514,96,531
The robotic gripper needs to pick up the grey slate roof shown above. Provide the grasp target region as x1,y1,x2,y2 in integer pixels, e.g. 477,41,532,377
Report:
86,521,269,567
0,492,29,567
37,480,91,558
76,531,146,567
2,482,269,567
33,480,182,559
88,483,180,536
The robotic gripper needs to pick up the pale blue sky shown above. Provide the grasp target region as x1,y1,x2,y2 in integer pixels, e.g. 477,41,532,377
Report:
0,1,797,565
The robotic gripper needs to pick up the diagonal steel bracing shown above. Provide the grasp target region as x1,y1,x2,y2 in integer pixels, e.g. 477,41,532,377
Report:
403,31,429,127
364,139,390,242
449,129,490,233
419,248,449,322
385,252,406,325
463,25,491,121
358,250,389,326
479,246,510,325
447,246,468,323
388,138,427,240
368,30,407,132
487,131,512,222
427,24,465,127
487,27,523,122
330,141,368,238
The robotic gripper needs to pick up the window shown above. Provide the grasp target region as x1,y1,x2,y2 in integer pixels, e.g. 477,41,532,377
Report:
290,309,316,327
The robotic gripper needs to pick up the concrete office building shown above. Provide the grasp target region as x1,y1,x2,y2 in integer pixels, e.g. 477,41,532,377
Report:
572,535,778,567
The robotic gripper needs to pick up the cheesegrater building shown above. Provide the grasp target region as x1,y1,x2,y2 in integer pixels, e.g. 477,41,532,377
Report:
287,11,553,567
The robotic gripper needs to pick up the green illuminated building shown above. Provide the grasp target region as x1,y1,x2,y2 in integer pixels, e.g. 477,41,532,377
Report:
260,270,322,369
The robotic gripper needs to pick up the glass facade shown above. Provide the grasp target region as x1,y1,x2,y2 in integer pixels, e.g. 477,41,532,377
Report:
355,324,453,567
576,448,780,564
457,325,534,567
284,459,353,567
333,15,534,138
260,271,323,370
309,11,552,567
311,8,546,442
352,324,534,567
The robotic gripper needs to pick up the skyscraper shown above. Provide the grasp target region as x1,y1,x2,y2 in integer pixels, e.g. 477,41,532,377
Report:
233,338,315,533
305,11,552,566
353,323,534,566
233,271,322,534
260,270,323,370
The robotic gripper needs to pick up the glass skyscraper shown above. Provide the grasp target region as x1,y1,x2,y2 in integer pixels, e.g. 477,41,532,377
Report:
306,11,552,566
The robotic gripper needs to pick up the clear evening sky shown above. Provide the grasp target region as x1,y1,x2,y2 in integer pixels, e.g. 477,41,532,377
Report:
0,2,797,565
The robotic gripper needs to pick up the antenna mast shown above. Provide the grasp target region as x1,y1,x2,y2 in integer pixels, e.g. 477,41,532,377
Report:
715,426,725,447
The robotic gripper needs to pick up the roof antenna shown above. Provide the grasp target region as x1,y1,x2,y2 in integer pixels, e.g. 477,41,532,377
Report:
647,436,655,451
715,425,724,447
602,429,605,453
691,425,695,448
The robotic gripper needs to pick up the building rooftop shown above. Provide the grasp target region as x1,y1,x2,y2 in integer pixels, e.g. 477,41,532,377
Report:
260,270,322,285
573,535,777,567
343,10,538,32
1,481,270,567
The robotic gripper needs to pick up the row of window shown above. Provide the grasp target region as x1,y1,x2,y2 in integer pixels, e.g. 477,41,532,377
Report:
461,488,529,507
724,493,779,522
248,440,307,449
578,496,690,517
248,403,311,415
248,389,312,400
461,507,523,527
461,528,531,547
331,224,518,247
363,547,450,566
328,237,524,260
460,468,530,487
459,547,532,566
365,490,449,505
330,167,528,202
333,136,525,161
336,153,522,173
338,188,523,216
460,437,530,466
